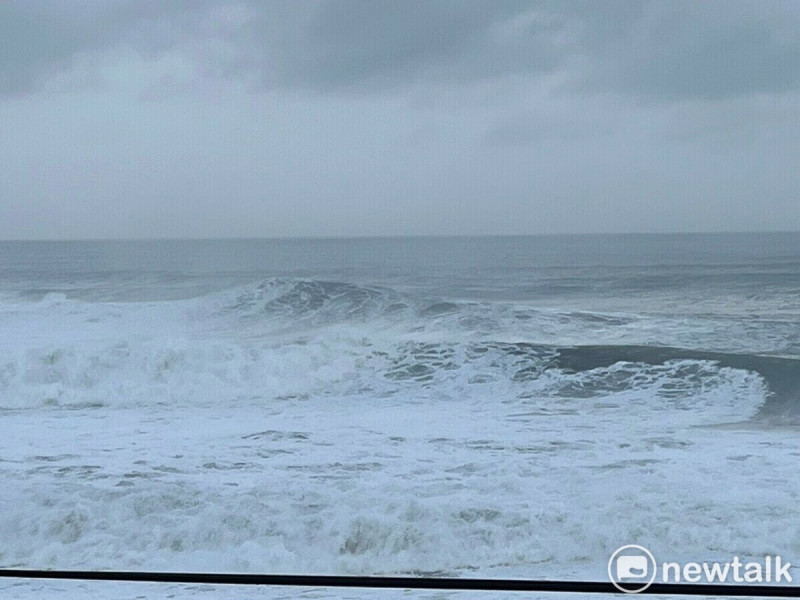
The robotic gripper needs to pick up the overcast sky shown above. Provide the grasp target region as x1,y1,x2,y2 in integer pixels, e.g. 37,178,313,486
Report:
1,0,799,239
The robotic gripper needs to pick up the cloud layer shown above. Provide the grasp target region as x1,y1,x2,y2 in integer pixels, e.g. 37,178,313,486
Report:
1,1,799,239
4,1,799,99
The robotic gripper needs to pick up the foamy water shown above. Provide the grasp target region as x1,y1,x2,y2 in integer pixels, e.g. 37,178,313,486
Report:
2,235,800,598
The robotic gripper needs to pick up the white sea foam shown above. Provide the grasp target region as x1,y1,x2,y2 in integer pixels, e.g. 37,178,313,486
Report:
1,277,799,599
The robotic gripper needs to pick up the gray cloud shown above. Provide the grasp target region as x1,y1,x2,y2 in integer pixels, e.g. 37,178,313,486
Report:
0,1,191,94
2,1,799,240
3,1,799,100
0,2,96,94
261,0,559,91
573,1,800,100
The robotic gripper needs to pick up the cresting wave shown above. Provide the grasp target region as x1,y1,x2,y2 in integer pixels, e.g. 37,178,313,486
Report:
554,344,800,424
4,251,800,586
217,279,411,324
0,278,792,425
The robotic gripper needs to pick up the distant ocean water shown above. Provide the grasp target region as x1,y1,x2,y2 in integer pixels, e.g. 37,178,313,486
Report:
2,233,800,597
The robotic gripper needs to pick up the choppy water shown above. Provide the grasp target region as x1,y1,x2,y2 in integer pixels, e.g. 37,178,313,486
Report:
2,233,800,598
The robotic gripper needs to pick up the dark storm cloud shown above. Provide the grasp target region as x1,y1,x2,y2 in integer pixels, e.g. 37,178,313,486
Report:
0,2,99,94
0,0,212,94
252,0,560,91
2,1,799,100
0,1,558,93
571,0,800,101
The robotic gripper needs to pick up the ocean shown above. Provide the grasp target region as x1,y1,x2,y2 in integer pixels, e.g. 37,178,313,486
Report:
1,233,799,598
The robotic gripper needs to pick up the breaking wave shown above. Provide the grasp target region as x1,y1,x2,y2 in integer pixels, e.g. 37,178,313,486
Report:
3,266,800,584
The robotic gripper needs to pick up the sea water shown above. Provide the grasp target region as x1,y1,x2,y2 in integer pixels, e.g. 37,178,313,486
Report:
1,233,799,598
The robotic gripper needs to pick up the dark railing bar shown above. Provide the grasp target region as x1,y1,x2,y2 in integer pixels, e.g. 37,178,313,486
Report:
1,570,800,596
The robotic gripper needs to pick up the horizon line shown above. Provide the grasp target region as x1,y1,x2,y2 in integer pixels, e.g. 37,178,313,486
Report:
2,229,800,243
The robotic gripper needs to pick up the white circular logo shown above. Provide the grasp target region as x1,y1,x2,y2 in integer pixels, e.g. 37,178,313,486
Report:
608,544,657,593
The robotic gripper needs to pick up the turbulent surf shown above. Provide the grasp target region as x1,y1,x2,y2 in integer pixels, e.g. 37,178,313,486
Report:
1,234,799,589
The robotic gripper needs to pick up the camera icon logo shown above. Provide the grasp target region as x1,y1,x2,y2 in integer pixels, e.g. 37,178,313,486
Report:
608,545,657,593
